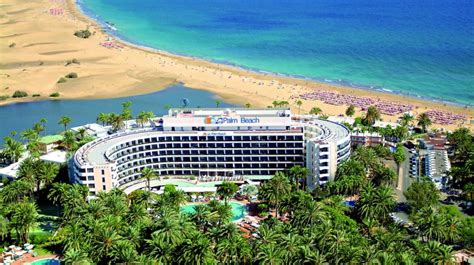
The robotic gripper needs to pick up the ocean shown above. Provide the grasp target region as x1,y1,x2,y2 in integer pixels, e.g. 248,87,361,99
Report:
79,0,474,105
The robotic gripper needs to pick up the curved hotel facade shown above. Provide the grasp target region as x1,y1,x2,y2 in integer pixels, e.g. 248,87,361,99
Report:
71,108,350,195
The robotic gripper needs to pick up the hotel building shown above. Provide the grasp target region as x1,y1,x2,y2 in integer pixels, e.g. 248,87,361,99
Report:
71,108,350,195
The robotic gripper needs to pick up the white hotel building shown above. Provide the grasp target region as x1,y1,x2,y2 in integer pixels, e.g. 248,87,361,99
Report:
71,108,350,195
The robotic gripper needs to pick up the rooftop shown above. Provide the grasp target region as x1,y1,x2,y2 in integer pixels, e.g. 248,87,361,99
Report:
39,135,63,145
167,108,291,118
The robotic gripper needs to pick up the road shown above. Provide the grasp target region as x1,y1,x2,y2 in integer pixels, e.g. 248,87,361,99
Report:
394,147,414,203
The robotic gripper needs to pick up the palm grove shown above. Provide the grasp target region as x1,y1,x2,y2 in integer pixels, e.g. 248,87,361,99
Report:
0,103,472,264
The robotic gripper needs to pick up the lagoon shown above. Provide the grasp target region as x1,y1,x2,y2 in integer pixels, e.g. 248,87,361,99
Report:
0,84,236,142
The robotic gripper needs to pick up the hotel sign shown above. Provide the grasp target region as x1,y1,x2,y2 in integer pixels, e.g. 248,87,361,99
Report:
205,116,260,124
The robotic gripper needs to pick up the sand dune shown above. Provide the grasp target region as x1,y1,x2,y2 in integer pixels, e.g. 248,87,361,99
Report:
0,0,471,130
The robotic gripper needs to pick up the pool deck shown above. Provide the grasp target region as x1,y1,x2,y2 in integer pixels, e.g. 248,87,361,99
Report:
12,254,59,265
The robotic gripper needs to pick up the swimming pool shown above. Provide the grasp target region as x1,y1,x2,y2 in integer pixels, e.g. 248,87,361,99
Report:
181,201,247,221
30,258,60,265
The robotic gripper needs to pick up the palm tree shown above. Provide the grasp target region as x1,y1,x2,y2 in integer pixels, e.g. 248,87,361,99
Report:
417,112,432,132
121,101,133,129
58,115,72,131
296,100,302,114
326,230,349,262
109,113,125,132
351,146,380,173
62,249,91,265
357,183,395,223
0,180,34,203
17,158,39,191
96,113,110,126
91,225,121,261
217,181,238,206
2,136,25,163
39,118,47,134
216,236,252,263
38,162,59,188
48,183,89,221
245,103,251,108
190,204,213,232
150,213,188,247
215,100,221,108
0,215,9,242
10,201,38,243
363,106,380,126
178,233,216,265
289,165,309,190
296,246,326,264
400,113,414,127
393,144,406,186
428,241,455,264
76,127,88,140
370,164,397,187
32,122,45,136
140,168,155,191
345,105,355,117
256,243,282,264
309,107,322,115
111,240,138,264
259,171,291,218
135,111,154,128
63,130,77,151
278,233,302,261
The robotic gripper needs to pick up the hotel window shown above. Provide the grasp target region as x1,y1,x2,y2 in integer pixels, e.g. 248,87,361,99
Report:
88,184,95,188
102,185,106,190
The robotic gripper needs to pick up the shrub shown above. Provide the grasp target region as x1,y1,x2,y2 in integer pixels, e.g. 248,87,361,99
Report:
74,29,91,39
65,72,78,79
257,203,268,211
12,90,28,98
0,95,9,100
9,42,16,48
49,92,60,97
32,94,41,97
29,232,51,245
189,176,196,180
258,211,269,218
65,58,80,66
57,77,67,83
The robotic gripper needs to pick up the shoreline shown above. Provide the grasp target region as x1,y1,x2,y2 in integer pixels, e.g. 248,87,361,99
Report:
76,0,470,109
0,0,472,130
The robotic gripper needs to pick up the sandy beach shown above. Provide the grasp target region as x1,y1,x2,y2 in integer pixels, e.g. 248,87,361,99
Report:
0,0,472,130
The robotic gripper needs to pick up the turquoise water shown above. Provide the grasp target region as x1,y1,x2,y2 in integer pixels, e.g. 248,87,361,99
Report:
31,258,60,265
79,0,474,105
0,84,235,142
181,201,247,221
